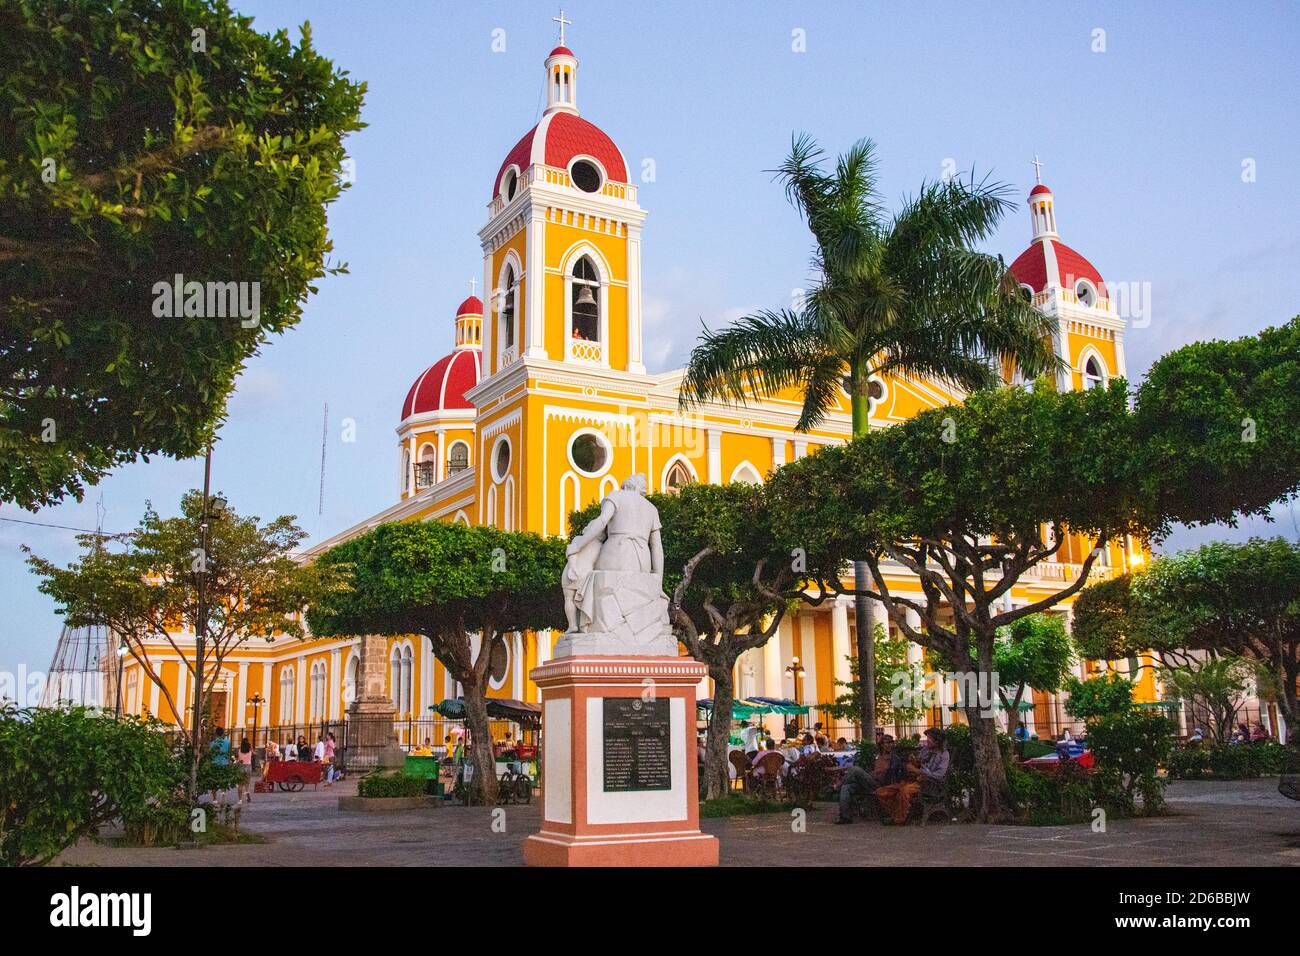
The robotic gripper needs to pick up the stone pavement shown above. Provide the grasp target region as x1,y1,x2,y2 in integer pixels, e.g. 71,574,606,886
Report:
57,778,1300,867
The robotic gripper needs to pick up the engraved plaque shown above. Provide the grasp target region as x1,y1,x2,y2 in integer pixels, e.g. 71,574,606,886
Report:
602,697,671,792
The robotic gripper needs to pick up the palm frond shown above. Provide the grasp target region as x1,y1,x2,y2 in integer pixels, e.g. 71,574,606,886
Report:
678,309,829,411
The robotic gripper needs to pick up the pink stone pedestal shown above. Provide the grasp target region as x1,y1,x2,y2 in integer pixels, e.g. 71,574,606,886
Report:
523,655,719,867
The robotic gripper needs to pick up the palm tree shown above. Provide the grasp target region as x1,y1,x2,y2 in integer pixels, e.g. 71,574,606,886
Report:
680,135,1062,739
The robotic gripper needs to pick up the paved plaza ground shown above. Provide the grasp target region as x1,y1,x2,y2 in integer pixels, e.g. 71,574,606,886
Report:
58,778,1300,867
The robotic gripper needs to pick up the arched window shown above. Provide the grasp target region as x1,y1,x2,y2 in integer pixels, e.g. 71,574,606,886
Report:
310,661,327,721
665,461,694,495
500,266,516,354
389,646,401,711
730,462,762,485
571,256,600,345
416,444,436,489
343,653,358,706
1083,355,1105,390
279,667,295,724
447,441,470,475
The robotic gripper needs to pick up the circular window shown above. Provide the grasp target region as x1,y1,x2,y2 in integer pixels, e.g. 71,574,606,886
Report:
867,379,885,401
491,437,511,482
570,160,602,193
569,431,611,477
1075,280,1096,307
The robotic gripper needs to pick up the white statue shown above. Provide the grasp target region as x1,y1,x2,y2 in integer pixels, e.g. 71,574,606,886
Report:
556,474,678,657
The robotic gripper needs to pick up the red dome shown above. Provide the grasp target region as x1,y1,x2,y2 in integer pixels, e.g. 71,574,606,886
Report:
1009,239,1108,300
401,349,481,419
549,45,575,57
1029,183,1053,197
455,295,483,317
494,111,629,197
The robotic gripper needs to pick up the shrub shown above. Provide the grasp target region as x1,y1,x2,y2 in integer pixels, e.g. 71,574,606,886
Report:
358,771,426,799
0,705,176,866
1087,710,1176,815
1168,741,1295,780
1063,673,1134,718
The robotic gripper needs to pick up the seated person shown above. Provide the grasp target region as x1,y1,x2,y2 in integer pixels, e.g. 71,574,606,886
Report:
1250,722,1271,742
781,740,802,764
1012,722,1030,741
875,728,949,825
834,737,850,753
799,733,818,756
751,739,786,780
835,735,903,824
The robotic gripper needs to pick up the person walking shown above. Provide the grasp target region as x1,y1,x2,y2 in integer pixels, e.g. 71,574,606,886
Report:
236,737,254,803
208,726,232,803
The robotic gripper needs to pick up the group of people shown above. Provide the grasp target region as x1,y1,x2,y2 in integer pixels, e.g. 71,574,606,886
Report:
1187,722,1273,745
206,729,340,804
836,727,950,826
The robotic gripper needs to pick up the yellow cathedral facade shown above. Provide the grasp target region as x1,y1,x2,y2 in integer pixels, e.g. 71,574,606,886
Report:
115,38,1162,746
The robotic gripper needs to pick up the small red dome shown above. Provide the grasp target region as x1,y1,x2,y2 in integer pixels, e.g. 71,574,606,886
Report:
549,45,575,57
494,112,628,197
1009,239,1108,300
455,295,483,317
401,349,481,419
1029,183,1053,197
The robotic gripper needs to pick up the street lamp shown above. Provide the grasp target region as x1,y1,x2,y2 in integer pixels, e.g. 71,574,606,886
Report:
249,693,264,752
115,644,127,718
191,445,225,781
785,656,806,734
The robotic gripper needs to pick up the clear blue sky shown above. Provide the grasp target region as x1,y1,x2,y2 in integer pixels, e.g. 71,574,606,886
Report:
4,1,1298,678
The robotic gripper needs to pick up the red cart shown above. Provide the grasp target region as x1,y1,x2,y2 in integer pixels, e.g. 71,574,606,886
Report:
263,759,323,792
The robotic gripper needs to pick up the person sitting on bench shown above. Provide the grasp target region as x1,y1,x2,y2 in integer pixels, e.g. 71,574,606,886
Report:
835,735,903,824
875,728,950,825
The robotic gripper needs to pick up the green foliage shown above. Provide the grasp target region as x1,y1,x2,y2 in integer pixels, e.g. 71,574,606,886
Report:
27,490,344,745
679,134,1059,436
825,623,925,726
1063,673,1134,719
358,771,426,799
1132,317,1300,531
698,793,792,818
0,0,367,508
1075,538,1300,733
1167,741,1294,780
1006,762,1094,826
0,704,176,866
308,520,566,640
1086,710,1176,815
1160,656,1260,744
994,614,1075,703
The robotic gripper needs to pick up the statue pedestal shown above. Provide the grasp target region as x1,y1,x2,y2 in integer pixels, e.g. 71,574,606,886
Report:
523,655,719,867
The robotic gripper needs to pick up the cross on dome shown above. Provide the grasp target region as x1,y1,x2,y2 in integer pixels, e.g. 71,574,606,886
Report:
552,9,571,46
468,277,477,296
1032,153,1045,184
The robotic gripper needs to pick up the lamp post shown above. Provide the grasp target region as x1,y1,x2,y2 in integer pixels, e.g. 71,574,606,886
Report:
249,693,264,751
115,644,127,718
785,656,806,734
189,445,227,798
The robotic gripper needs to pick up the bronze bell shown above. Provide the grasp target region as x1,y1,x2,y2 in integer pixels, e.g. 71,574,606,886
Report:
575,284,597,308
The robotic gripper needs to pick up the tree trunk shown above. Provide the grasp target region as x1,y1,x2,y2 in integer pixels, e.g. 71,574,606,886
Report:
461,682,499,804
967,709,1011,822
854,562,875,740
849,383,875,742
704,668,737,801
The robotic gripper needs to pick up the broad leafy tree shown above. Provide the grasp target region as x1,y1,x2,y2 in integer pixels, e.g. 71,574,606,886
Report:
679,135,1060,739
307,522,566,803
0,0,365,508
824,623,926,735
27,490,343,797
1074,538,1300,740
769,381,1143,820
991,613,1075,730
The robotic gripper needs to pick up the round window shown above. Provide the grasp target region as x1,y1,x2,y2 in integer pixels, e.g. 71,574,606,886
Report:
868,379,885,401
492,438,511,482
570,432,610,476
570,160,601,193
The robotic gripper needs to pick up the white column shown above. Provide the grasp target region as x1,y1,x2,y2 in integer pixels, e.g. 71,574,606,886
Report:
150,680,161,723
237,662,250,729
830,599,852,693
328,648,342,721
764,623,784,737
627,223,645,373
707,430,722,484
295,658,307,725
536,629,554,667
792,439,808,460
174,664,187,729
525,210,546,357
482,251,495,370
778,617,796,699
798,613,818,713
512,633,524,697
261,665,272,718
771,436,786,470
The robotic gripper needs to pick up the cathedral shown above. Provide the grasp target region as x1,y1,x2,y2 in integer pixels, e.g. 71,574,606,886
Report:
115,37,1163,746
